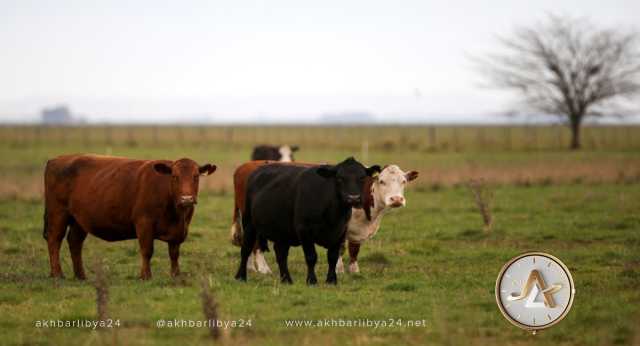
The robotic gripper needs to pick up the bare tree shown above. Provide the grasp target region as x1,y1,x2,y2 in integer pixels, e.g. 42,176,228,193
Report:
477,15,640,149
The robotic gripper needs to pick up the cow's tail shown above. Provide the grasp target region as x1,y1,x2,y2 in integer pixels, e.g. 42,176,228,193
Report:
230,208,243,247
42,160,51,240
43,206,49,240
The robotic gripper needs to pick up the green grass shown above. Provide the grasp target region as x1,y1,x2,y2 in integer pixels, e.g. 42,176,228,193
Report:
0,126,639,345
1,183,639,345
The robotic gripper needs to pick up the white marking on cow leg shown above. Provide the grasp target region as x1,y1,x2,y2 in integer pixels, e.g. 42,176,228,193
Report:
230,222,235,236
246,252,257,272
230,222,239,244
348,261,360,273
255,249,272,274
335,256,345,273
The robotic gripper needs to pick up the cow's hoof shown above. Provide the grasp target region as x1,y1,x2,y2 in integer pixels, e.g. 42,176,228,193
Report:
256,258,272,274
75,274,87,280
231,235,242,247
335,257,345,273
257,265,272,274
50,273,64,279
235,273,247,282
348,262,360,273
306,276,318,285
281,276,293,284
325,276,337,285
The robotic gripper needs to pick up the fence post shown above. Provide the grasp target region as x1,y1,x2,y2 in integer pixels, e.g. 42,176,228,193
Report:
452,127,459,152
477,127,485,149
105,126,113,146
152,126,159,145
59,126,67,145
361,140,369,164
428,126,436,150
82,126,90,147
225,127,233,146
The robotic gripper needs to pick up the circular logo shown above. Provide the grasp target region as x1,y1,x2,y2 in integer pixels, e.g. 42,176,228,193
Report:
495,252,575,332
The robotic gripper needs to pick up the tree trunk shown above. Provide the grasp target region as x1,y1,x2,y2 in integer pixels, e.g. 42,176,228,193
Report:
569,117,581,150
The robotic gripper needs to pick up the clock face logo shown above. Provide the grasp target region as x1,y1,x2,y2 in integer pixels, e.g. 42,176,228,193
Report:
495,252,575,331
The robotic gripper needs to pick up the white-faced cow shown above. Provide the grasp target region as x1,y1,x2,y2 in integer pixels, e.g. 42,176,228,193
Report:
251,145,299,162
235,157,380,285
336,164,419,273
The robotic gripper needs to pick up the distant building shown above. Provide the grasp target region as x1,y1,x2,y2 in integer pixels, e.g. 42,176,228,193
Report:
41,105,77,125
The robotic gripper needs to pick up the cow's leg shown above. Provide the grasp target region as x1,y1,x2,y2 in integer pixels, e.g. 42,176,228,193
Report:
348,242,361,273
45,211,69,278
273,242,292,284
67,223,87,280
255,249,272,274
326,245,340,285
230,204,241,246
135,219,154,280
235,220,256,282
335,241,346,273
301,240,318,285
168,242,181,277
246,242,258,272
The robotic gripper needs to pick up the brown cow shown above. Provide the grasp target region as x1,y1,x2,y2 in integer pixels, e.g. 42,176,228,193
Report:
43,154,216,280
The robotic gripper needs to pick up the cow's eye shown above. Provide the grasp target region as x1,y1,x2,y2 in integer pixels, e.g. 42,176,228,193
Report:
379,180,386,185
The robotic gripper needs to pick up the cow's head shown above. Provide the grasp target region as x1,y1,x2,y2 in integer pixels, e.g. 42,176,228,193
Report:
153,158,217,208
278,145,299,162
373,165,419,208
317,157,381,208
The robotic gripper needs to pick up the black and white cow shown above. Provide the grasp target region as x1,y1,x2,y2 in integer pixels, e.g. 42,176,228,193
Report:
251,145,299,162
235,157,380,285
246,164,419,275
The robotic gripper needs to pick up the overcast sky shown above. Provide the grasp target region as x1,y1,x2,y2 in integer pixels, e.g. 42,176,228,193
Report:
1,0,639,123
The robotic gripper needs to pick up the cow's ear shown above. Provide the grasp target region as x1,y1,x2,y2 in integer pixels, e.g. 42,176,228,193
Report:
199,164,217,176
316,165,337,178
291,145,299,152
366,165,382,177
154,162,172,175
405,170,419,182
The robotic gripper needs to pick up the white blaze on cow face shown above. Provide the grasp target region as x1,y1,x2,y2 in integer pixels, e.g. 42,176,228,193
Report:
373,165,419,208
278,146,293,162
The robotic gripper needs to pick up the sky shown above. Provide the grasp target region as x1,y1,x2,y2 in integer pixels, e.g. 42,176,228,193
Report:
1,0,639,123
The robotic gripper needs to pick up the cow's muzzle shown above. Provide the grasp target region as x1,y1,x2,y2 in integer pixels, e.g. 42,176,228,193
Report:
178,195,197,207
388,196,405,208
345,194,362,206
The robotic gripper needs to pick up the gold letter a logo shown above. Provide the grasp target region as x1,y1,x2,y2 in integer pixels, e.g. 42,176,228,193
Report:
507,270,562,308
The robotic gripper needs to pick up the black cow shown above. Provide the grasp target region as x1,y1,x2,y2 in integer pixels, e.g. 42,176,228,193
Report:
251,145,299,162
235,157,380,285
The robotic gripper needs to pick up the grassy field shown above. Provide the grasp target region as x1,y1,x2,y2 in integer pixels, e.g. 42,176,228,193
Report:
2,125,640,199
0,126,639,345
